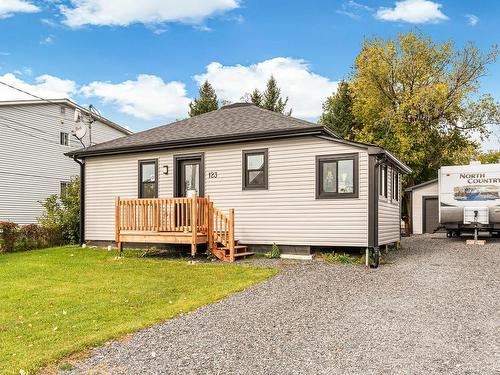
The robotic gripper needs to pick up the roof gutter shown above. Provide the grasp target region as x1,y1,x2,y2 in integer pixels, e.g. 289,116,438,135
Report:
66,126,325,158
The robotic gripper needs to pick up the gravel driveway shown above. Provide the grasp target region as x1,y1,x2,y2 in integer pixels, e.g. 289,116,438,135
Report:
65,235,500,375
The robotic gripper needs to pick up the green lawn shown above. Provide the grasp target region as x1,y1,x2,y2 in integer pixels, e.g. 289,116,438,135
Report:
0,246,278,374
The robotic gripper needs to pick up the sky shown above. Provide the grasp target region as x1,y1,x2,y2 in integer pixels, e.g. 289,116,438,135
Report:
0,0,498,149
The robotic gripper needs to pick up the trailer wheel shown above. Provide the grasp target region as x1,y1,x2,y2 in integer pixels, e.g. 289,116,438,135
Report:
369,247,380,268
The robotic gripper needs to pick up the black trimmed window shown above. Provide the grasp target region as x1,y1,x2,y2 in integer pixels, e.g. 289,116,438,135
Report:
316,153,358,199
242,149,268,190
392,170,399,201
138,159,158,198
379,164,388,198
60,132,69,146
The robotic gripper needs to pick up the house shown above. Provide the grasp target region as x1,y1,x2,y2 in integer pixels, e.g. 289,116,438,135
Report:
0,99,131,224
67,103,411,262
406,179,439,234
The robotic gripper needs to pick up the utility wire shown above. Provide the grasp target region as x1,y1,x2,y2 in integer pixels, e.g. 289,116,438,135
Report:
0,80,59,104
0,170,69,181
0,113,56,136
0,116,62,146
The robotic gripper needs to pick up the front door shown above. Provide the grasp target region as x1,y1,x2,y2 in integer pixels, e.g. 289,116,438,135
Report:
177,158,202,197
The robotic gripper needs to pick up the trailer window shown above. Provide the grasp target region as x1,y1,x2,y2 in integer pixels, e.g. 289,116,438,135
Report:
316,153,358,199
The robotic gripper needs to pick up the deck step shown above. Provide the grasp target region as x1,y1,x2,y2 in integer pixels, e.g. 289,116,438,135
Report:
233,251,254,258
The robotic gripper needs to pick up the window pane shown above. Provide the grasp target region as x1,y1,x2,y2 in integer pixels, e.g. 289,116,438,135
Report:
322,161,337,193
248,170,265,186
141,163,156,182
338,159,354,193
247,154,264,170
184,164,199,193
141,182,156,198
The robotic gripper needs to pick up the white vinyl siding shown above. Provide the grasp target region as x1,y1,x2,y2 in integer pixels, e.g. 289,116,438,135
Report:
85,136,371,247
0,103,127,224
411,181,439,234
378,164,401,245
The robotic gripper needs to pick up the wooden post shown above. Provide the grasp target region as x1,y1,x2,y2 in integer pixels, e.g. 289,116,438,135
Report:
191,193,197,257
115,196,122,256
229,208,235,262
208,202,214,252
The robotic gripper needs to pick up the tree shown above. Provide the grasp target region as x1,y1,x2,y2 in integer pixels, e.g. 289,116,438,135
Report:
349,32,499,185
189,80,218,117
39,177,80,244
249,89,262,107
320,81,361,139
475,150,500,164
246,76,292,115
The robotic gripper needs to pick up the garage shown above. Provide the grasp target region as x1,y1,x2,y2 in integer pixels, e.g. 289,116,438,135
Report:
406,179,439,234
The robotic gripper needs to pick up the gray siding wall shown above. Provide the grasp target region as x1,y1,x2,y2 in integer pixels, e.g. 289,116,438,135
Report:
0,103,127,224
85,136,371,247
411,182,438,234
378,164,401,245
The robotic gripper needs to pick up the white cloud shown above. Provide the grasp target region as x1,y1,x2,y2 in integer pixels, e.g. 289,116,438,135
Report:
337,1,373,20
0,73,77,100
40,35,55,45
60,0,240,28
81,74,191,120
375,0,448,24
0,0,39,19
194,57,338,119
466,14,479,26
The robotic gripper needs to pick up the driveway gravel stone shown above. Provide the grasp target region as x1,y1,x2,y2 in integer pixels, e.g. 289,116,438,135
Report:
65,235,500,374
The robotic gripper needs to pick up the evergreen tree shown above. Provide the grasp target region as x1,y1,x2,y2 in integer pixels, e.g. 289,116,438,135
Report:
247,76,291,115
249,88,262,107
319,81,360,140
188,81,218,117
261,76,291,115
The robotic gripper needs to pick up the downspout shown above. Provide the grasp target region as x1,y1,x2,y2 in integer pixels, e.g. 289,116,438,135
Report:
368,153,386,267
72,156,85,245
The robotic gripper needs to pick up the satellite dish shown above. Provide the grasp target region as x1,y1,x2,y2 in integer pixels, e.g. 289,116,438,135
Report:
74,108,82,123
72,122,87,140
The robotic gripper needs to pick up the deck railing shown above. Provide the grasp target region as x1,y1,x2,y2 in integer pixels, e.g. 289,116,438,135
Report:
116,196,208,233
115,195,235,261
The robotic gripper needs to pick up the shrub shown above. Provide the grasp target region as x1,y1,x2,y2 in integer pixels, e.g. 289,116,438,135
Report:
16,224,41,251
266,242,281,259
322,252,357,264
38,177,80,244
0,222,19,252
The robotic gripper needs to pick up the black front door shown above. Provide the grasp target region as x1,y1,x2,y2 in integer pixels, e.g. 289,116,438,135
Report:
177,158,202,197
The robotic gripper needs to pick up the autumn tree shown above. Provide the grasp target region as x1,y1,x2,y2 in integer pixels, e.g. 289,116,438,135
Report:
320,81,361,139
349,32,499,185
246,76,292,115
475,150,500,164
189,80,218,117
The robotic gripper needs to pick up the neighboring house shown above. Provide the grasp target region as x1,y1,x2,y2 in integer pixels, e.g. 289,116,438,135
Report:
0,99,131,224
406,179,439,234
67,103,411,259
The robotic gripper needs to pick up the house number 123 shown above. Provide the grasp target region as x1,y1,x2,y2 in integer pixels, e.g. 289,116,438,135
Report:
208,171,218,179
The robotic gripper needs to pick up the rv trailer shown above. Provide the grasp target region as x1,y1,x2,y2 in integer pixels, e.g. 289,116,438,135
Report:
439,161,500,237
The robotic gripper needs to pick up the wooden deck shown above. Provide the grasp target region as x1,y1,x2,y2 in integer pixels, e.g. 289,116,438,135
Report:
115,195,252,262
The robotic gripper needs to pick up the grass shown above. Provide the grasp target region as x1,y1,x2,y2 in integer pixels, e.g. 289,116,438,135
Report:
320,252,359,264
0,246,278,375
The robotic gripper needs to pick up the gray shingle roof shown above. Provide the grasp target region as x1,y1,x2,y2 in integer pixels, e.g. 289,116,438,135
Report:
67,103,328,157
